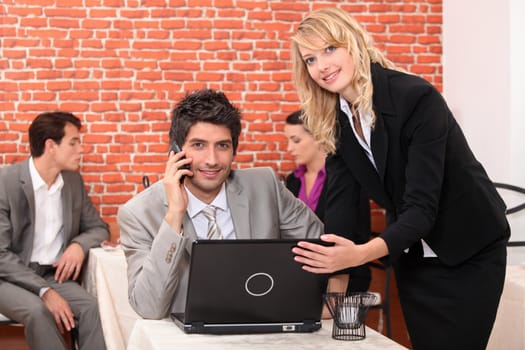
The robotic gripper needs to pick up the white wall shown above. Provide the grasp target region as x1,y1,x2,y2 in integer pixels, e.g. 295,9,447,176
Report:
510,0,525,186
443,0,525,247
443,0,510,181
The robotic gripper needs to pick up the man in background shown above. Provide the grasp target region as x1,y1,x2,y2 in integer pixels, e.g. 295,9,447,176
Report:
0,111,108,350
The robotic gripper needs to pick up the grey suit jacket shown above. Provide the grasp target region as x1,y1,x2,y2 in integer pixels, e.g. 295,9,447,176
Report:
0,159,109,295
118,167,323,319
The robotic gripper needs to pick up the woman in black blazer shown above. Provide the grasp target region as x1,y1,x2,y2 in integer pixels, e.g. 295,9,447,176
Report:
290,8,509,350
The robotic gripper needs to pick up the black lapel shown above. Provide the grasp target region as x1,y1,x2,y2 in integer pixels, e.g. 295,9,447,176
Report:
336,109,393,210
370,63,396,184
370,110,388,182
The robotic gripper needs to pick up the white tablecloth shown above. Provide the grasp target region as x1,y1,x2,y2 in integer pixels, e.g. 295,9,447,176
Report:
85,247,525,350
127,318,407,350
84,247,140,350
84,247,406,350
487,264,525,349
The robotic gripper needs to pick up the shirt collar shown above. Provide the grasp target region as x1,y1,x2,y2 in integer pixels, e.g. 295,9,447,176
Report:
29,157,64,194
339,95,373,126
293,164,326,179
186,182,228,218
339,96,352,117
293,164,307,178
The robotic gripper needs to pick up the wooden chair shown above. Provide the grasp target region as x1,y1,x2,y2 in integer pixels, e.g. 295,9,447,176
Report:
494,182,525,247
368,257,393,338
367,205,392,338
0,313,78,349
0,313,22,326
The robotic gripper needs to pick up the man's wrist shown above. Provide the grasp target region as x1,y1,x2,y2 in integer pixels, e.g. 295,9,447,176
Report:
39,287,50,298
164,211,183,233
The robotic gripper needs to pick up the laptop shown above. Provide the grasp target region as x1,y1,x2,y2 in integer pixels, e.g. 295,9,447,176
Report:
171,239,329,334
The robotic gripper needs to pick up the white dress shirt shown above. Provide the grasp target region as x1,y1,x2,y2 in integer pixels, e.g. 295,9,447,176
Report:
29,158,65,264
340,97,376,169
185,182,236,240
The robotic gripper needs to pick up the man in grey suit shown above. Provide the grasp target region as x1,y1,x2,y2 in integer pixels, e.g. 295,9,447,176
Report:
0,111,108,350
118,89,324,320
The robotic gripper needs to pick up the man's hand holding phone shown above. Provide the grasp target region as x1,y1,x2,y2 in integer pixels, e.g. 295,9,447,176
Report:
163,143,192,232
168,142,191,183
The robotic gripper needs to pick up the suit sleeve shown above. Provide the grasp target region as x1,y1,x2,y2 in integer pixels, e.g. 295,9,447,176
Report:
324,152,369,242
0,220,50,294
118,199,189,319
380,84,451,262
70,174,109,254
0,167,50,294
324,153,372,278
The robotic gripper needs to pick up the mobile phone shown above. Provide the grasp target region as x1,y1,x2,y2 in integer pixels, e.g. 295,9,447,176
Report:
169,141,190,183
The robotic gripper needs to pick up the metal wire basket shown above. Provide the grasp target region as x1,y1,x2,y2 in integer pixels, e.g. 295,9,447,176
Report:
323,292,378,340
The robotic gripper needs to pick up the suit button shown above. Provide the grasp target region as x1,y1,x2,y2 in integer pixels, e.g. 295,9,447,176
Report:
165,242,177,263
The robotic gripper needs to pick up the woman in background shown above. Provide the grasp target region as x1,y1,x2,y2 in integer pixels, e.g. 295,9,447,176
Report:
284,110,371,306
284,110,328,221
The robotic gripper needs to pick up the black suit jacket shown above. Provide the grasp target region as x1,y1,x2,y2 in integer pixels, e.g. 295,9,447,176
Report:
286,169,371,290
325,63,509,266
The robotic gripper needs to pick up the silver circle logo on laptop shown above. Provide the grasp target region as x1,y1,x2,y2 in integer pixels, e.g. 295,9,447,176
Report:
244,272,274,297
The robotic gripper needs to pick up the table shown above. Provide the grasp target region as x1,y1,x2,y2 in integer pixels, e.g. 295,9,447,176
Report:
487,264,525,349
127,318,407,350
84,247,141,350
85,247,406,350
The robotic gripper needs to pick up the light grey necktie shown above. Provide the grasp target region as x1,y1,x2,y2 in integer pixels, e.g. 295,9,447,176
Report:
202,205,222,239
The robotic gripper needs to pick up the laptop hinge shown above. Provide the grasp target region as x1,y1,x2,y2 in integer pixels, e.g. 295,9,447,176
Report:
190,321,205,328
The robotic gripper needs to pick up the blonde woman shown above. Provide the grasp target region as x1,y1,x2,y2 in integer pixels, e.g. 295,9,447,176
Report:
290,7,509,350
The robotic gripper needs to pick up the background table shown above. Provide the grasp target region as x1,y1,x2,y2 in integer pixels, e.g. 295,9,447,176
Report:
487,264,525,349
84,247,140,350
127,318,407,350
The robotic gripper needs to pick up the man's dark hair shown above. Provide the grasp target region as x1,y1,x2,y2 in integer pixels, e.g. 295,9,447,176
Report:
28,111,82,157
285,110,304,125
170,89,242,154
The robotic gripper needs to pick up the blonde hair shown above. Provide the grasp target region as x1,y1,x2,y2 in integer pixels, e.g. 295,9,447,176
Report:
291,7,398,153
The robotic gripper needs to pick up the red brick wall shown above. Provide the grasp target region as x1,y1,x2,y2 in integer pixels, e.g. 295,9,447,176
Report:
0,0,442,222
